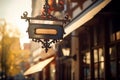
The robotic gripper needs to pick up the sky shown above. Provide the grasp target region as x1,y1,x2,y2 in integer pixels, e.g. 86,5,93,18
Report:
0,0,32,48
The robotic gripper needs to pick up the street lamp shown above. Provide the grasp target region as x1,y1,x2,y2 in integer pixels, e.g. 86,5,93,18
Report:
62,48,70,56
62,47,76,61
59,40,76,61
21,0,70,53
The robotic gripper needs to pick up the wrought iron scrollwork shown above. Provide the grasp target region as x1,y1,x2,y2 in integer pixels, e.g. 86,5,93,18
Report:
21,0,70,53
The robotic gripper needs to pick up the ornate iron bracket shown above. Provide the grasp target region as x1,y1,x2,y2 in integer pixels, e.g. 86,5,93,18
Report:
21,0,70,53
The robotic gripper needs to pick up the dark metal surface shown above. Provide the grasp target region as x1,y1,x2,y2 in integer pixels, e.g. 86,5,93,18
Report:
21,0,70,53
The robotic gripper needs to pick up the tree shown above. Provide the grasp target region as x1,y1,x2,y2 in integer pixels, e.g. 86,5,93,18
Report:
0,20,31,77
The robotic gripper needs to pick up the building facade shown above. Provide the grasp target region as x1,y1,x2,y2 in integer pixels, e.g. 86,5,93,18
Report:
24,0,120,80
57,0,120,80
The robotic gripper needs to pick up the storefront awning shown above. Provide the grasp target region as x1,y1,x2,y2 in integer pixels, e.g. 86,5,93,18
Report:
24,56,55,76
64,0,111,37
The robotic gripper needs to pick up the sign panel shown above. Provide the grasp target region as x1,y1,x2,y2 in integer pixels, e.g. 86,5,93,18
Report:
28,23,64,39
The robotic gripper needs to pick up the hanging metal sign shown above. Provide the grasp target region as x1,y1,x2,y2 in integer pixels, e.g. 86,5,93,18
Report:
28,23,64,39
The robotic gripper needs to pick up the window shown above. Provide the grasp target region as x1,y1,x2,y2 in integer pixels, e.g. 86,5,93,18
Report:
79,31,90,50
93,23,104,46
110,18,120,41
79,10,120,80
109,17,120,79
93,48,104,79
109,46,116,78
83,51,91,80
109,44,120,79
